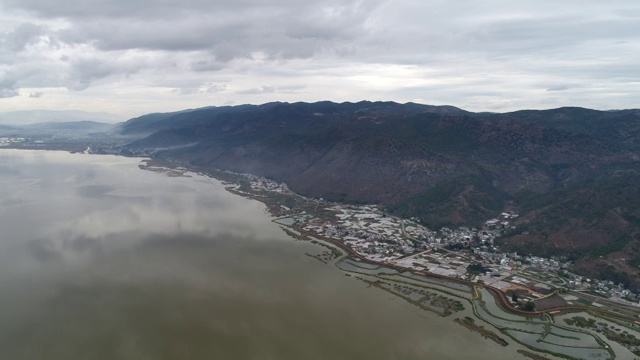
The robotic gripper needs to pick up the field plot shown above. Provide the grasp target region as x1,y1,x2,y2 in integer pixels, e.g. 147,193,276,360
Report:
473,289,613,359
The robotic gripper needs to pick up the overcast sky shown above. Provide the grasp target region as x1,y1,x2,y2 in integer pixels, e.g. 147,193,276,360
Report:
0,0,638,119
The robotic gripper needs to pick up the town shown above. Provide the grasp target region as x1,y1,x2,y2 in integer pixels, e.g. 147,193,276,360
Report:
132,162,640,358
244,173,640,312
0,137,25,147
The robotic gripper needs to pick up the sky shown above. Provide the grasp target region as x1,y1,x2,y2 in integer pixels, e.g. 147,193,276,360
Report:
0,0,639,119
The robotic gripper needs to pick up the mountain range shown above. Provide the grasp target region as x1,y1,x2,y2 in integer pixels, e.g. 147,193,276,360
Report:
75,101,640,289
0,110,121,125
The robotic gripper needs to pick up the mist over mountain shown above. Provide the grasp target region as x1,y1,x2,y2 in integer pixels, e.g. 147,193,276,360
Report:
0,110,121,125
111,101,640,289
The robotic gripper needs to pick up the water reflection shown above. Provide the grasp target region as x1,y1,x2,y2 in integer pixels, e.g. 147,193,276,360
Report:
0,150,518,359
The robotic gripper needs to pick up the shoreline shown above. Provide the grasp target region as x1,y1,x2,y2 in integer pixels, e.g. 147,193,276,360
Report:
3,149,634,359
134,158,634,359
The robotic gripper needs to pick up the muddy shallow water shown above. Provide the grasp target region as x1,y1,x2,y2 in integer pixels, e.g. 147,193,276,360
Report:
0,149,527,360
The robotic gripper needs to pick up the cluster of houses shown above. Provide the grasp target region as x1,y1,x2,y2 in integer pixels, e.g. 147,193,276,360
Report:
246,175,287,193
301,205,431,261
565,272,639,303
0,137,25,146
242,174,640,307
484,212,519,230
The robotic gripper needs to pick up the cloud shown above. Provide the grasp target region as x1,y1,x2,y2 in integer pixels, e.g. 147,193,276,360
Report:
29,91,43,97
0,75,19,98
190,60,224,72
547,86,570,92
170,83,227,95
238,85,276,95
22,0,377,61
0,22,46,52
0,0,638,116
0,88,19,98
65,54,149,90
206,84,227,93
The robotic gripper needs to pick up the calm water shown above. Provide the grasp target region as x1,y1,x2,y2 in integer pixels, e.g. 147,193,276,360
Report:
0,150,523,359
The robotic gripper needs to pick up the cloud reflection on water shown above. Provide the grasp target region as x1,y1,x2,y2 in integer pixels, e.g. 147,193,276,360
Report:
0,149,519,360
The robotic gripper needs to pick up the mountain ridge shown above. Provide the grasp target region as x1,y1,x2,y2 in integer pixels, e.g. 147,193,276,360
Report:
116,101,640,289
0,110,121,125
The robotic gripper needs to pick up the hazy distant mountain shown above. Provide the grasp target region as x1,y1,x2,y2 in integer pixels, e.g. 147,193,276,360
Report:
0,120,117,141
117,101,640,289
0,110,121,125
25,121,115,131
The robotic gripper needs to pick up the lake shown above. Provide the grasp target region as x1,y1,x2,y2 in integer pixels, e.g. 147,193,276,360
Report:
0,149,525,359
